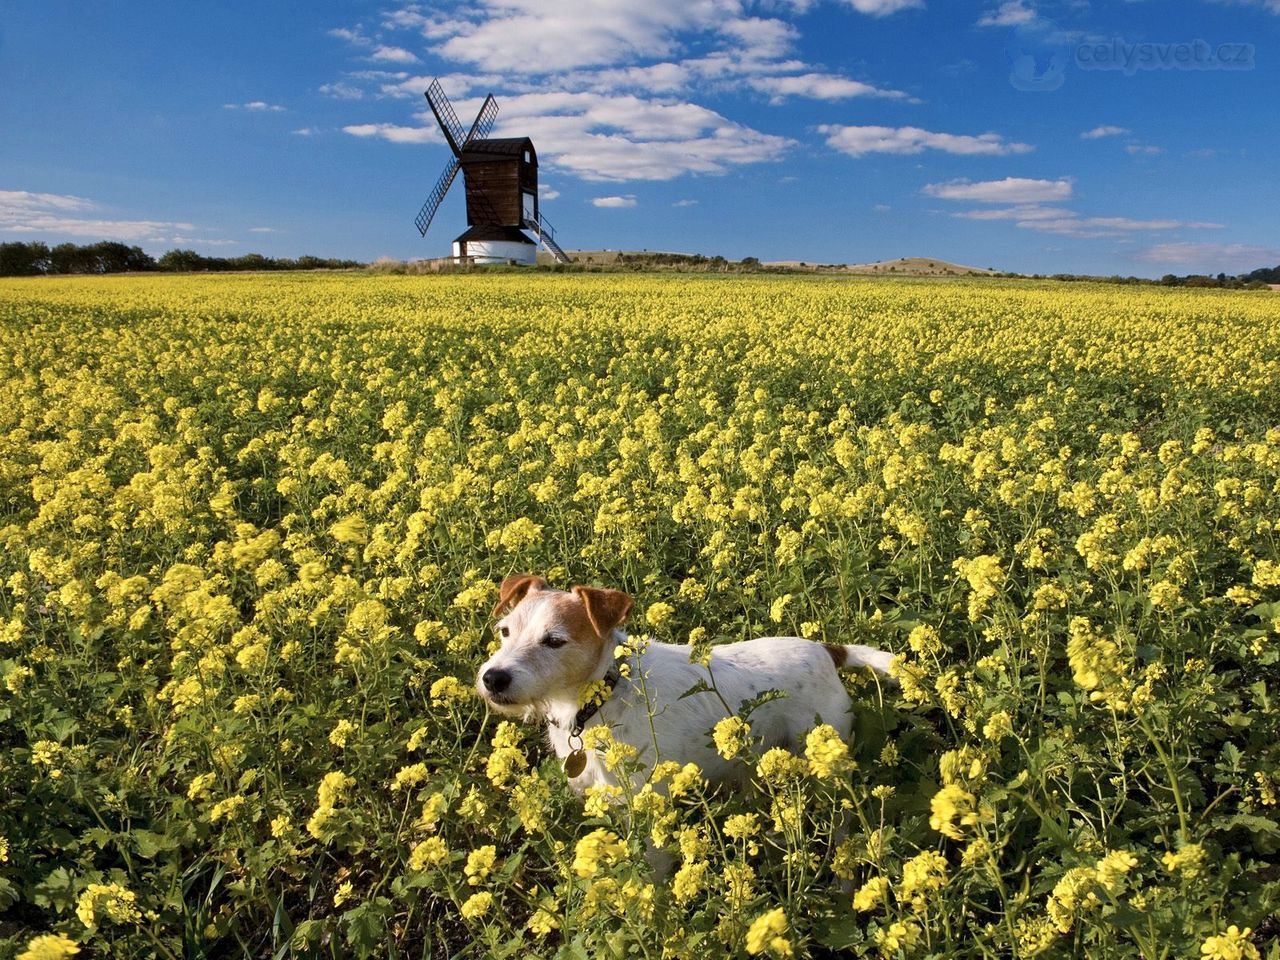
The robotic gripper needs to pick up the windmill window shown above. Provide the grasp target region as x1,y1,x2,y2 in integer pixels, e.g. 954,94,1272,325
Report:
524,149,531,163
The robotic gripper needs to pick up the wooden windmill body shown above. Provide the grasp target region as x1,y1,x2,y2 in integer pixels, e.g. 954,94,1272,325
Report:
414,81,569,265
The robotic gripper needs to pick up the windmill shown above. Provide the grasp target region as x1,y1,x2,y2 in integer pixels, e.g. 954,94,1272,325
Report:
414,80,570,265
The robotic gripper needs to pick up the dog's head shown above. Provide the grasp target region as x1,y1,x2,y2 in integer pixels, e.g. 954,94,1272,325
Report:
476,574,634,716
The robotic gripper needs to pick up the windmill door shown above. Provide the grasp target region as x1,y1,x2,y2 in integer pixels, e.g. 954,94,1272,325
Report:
522,191,536,225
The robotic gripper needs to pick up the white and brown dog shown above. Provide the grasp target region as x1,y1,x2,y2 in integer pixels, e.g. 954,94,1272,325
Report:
477,574,894,791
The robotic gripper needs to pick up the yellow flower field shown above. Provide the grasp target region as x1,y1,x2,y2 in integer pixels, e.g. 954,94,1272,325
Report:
1,273,1278,958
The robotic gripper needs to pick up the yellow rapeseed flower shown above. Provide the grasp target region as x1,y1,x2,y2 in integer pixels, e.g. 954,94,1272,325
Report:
572,829,628,878
853,875,890,912
75,882,140,928
17,934,81,960
745,907,791,957
460,891,493,920
1200,926,1260,960
1164,843,1208,878
464,845,497,885
713,716,751,760
929,784,979,840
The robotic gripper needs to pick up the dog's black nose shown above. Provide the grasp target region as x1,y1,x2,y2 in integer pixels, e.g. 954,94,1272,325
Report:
482,668,511,694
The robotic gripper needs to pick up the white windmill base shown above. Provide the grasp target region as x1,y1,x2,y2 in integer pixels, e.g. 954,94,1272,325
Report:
452,238,537,265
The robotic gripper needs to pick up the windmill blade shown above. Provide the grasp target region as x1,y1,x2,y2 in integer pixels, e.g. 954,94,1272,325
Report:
414,156,461,237
460,94,498,149
424,79,466,156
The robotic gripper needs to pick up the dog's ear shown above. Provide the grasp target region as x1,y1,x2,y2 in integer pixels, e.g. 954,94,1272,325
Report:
571,585,634,638
492,574,548,617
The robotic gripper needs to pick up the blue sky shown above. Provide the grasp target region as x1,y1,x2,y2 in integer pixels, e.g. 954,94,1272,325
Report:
2,0,1277,276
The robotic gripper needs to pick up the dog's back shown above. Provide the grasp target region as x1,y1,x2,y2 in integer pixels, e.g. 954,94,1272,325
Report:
565,636,888,790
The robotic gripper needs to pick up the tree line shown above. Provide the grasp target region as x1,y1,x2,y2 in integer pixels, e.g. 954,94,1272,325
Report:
0,241,363,276
1003,267,1278,289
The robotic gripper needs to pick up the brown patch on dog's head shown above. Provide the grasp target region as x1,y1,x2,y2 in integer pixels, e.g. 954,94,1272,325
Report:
824,644,848,667
571,585,634,639
544,590,611,669
478,582,630,712
492,574,548,617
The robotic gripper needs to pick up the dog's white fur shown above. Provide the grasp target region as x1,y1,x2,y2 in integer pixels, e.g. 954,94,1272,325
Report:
476,576,894,792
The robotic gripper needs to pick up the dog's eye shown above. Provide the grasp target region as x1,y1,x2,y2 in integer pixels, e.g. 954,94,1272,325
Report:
541,634,567,649
499,625,510,638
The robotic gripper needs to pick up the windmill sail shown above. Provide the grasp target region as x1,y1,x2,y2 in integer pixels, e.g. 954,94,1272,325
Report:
415,85,501,237
461,94,498,148
414,156,461,237
424,79,466,156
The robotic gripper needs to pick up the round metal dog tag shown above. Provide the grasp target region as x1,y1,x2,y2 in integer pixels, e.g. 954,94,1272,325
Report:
563,749,587,778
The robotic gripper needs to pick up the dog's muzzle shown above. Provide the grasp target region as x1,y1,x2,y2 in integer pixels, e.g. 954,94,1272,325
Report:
481,667,512,695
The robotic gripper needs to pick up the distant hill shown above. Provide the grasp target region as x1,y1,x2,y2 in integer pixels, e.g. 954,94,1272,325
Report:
764,256,996,276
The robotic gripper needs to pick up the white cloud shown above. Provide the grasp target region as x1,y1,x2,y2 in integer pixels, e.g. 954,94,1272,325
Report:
346,69,411,81
370,44,421,64
292,127,319,136
845,0,923,15
541,187,560,200
872,203,891,212
169,236,239,247
328,26,371,46
19,216,196,240
1081,125,1130,139
1208,0,1280,14
430,0,738,73
376,72,508,100
977,0,1036,26
344,123,438,144
674,198,698,206
225,101,285,112
0,190,95,213
593,195,637,207
356,90,792,180
1020,217,1223,236
719,17,798,59
0,189,199,242
564,62,693,94
335,3,903,184
923,177,1073,203
500,93,794,180
1135,242,1280,271
249,227,280,233
749,72,911,103
381,7,432,30
1125,143,1163,156
929,178,1225,240
319,82,364,100
822,126,1033,158
954,204,1076,221
482,91,727,141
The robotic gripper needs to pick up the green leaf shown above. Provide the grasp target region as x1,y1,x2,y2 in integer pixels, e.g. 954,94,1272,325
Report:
1222,813,1280,838
342,897,391,958
130,828,173,859
813,912,866,949
31,866,76,910
678,679,712,700
82,827,113,850
0,876,19,910
740,688,785,718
